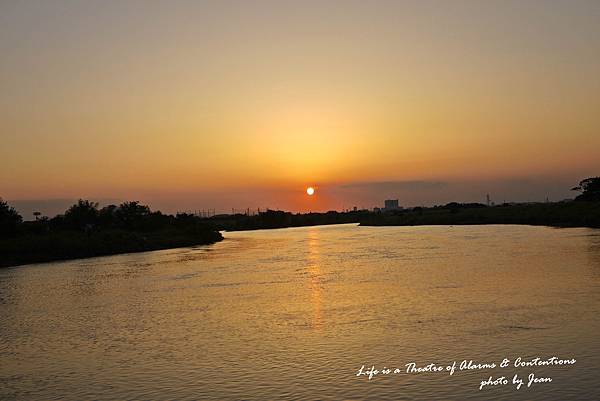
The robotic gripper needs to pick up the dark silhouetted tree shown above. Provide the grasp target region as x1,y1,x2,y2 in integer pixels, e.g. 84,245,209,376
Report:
98,204,118,228
64,199,99,230
572,177,600,201
116,201,150,229
0,198,22,237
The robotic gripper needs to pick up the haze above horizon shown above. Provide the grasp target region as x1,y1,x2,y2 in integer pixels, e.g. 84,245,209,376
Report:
2,0,599,213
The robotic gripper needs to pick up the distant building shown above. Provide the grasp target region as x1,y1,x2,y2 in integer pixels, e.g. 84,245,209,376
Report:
384,199,400,210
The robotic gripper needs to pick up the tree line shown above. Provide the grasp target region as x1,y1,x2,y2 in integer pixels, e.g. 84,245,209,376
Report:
0,198,217,238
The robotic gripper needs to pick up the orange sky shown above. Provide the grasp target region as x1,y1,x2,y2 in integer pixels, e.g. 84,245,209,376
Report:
1,1,599,215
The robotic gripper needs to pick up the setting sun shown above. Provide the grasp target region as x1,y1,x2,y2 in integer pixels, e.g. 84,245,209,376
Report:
2,2,600,400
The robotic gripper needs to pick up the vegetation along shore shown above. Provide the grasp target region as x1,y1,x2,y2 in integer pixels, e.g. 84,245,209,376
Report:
1,177,599,268
359,177,600,228
0,200,223,268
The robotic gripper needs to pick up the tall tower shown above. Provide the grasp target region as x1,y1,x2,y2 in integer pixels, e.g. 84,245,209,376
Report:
486,194,491,206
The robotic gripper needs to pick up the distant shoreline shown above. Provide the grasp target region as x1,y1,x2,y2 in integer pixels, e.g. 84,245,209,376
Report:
3,201,599,269
358,201,600,229
201,202,600,232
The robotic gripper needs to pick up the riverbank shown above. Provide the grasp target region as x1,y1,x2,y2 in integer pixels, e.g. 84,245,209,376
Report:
205,209,366,231
359,201,600,228
3,200,599,268
0,228,223,268
0,199,225,268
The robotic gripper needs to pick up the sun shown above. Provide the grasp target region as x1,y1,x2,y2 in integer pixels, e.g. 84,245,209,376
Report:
306,187,315,196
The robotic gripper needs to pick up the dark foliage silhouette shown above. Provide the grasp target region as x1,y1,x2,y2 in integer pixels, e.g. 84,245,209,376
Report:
0,199,222,267
1,177,599,268
115,201,151,229
0,198,23,237
64,199,99,231
572,177,600,201
206,209,366,231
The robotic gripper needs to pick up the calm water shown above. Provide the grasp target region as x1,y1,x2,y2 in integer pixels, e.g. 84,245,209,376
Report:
1,224,600,400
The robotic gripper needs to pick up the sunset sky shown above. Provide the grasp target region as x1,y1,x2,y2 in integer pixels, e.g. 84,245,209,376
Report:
2,1,600,216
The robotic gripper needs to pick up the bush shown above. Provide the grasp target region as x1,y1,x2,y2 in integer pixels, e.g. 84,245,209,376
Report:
0,198,23,237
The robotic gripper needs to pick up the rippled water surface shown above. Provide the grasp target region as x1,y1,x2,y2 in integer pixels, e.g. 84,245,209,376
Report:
1,224,600,400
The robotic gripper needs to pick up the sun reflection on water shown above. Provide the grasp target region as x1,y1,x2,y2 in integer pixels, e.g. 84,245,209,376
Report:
307,227,323,330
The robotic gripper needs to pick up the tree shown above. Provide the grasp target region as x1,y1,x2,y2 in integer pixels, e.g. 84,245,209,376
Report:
98,204,118,228
572,177,600,201
115,201,150,229
64,199,99,230
0,198,23,236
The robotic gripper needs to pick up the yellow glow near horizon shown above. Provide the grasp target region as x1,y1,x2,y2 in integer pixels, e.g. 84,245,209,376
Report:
1,1,600,211
306,187,315,196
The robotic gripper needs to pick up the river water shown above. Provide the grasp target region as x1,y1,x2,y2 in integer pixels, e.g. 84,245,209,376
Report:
1,224,599,400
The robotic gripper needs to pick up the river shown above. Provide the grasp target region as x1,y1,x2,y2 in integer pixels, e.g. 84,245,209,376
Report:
1,224,599,400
